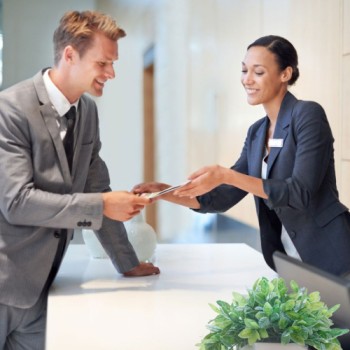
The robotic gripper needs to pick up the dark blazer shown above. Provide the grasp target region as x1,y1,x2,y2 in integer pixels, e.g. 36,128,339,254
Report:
0,70,139,308
196,92,350,276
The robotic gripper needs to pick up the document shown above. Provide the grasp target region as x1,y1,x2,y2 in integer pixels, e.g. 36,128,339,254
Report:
143,180,191,199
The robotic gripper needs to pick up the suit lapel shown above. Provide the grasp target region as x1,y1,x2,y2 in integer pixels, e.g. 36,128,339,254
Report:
33,70,72,184
250,118,268,177
266,92,297,178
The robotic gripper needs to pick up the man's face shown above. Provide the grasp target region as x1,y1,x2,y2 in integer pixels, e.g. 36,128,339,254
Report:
71,33,118,97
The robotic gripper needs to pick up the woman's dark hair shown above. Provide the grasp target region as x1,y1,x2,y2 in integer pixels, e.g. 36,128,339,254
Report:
247,35,299,85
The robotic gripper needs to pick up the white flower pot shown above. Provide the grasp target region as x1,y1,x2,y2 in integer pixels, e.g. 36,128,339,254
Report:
125,213,157,262
240,343,306,350
82,229,108,259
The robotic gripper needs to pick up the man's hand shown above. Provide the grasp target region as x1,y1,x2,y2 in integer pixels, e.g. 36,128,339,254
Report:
131,182,170,197
102,191,151,222
123,262,160,277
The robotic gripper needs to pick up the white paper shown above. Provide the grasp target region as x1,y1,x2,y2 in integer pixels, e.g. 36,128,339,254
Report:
143,180,191,199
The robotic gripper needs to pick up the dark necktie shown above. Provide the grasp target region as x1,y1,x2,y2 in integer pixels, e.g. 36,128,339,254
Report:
63,106,76,173
42,107,76,292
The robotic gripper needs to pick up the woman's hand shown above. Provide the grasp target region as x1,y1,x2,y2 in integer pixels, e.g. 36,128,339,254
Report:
131,181,201,209
174,165,229,198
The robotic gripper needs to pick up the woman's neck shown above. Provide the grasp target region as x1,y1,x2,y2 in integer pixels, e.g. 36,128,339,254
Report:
263,89,288,123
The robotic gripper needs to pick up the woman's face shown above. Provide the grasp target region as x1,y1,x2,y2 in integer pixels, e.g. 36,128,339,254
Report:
241,46,289,108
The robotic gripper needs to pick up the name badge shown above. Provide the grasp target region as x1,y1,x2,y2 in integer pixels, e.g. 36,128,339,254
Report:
268,138,284,148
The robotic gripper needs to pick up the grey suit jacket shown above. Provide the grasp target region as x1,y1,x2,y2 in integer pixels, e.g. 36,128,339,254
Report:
0,70,139,308
196,92,350,276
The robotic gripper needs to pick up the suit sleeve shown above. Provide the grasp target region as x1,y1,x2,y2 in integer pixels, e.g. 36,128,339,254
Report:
263,102,334,210
0,98,103,229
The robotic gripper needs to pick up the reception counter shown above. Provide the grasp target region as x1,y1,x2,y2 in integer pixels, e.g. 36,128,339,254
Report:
46,243,276,350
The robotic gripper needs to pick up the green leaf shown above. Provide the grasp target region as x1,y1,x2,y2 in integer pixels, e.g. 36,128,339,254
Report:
209,303,220,314
290,332,305,345
244,318,259,329
270,312,280,322
258,317,270,329
263,302,273,316
328,304,340,315
239,328,261,345
284,299,295,311
199,276,350,350
281,330,291,344
239,328,253,339
232,291,247,306
255,311,265,319
327,327,350,338
247,330,261,345
290,280,299,292
278,315,289,329
217,300,231,315
259,328,269,339
308,291,321,303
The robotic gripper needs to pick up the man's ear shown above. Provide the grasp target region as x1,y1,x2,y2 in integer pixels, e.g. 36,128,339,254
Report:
63,45,76,64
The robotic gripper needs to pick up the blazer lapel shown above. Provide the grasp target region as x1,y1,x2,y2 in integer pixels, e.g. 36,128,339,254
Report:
266,92,297,178
33,70,72,184
250,118,269,177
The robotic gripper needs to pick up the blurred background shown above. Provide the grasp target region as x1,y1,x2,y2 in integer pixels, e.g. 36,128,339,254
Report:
1,0,349,249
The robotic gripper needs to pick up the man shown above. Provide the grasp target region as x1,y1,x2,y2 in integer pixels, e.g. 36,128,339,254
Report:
0,10,159,349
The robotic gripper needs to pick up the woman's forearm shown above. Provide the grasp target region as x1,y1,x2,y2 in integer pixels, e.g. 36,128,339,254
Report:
224,169,267,199
160,192,200,209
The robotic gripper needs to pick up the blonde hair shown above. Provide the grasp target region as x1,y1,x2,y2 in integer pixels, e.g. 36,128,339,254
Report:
53,10,126,65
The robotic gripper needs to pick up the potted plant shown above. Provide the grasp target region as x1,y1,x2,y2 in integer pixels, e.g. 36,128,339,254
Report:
197,277,349,350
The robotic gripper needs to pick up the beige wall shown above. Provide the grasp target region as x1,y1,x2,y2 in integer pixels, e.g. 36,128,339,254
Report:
100,0,349,239
3,0,349,240
2,0,95,88
341,0,350,207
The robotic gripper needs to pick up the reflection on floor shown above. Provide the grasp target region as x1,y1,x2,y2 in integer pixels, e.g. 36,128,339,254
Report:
167,213,261,253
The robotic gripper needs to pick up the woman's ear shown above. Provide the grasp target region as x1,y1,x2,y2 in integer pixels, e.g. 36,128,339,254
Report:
281,66,293,83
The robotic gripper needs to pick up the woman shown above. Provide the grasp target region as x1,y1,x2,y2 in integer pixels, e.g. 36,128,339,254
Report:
133,35,350,277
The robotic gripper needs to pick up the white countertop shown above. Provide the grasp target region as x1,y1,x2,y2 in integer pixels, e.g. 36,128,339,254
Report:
46,243,276,350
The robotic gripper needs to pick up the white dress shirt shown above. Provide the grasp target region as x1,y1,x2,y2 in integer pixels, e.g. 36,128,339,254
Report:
262,148,302,260
42,69,79,140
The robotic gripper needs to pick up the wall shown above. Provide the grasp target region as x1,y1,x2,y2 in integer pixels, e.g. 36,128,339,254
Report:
341,0,350,207
2,0,349,241
98,0,348,241
2,0,95,88
97,0,198,241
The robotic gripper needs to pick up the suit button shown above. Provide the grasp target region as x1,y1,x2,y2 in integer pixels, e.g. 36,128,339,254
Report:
54,230,61,238
290,231,296,239
79,220,92,227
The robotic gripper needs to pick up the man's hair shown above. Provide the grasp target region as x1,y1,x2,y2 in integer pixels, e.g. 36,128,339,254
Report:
53,10,126,65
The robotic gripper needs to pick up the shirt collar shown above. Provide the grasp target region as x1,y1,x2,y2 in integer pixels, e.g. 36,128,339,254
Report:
43,69,79,117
